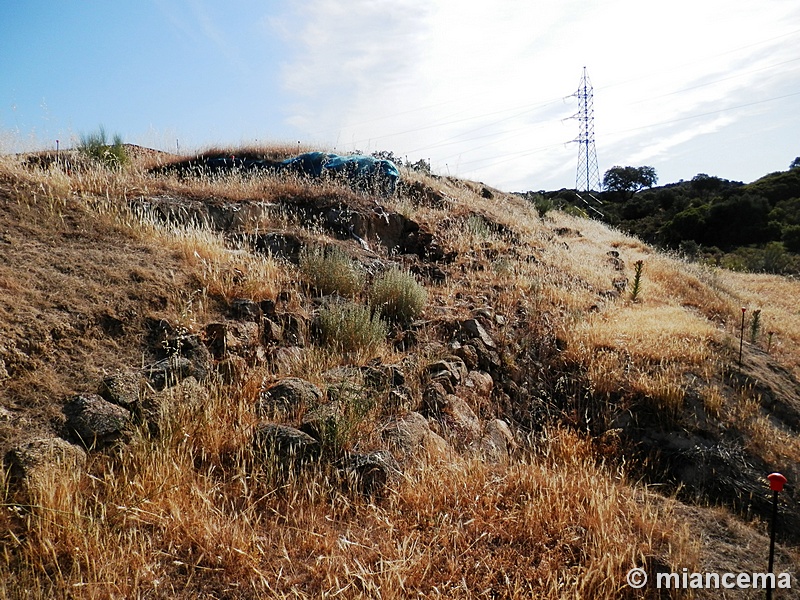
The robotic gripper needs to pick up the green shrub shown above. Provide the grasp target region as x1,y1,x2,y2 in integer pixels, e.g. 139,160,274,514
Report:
78,126,128,168
369,267,427,324
314,375,376,459
299,246,365,297
316,301,388,358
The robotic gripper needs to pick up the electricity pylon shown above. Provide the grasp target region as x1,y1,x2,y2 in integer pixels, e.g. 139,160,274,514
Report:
571,67,600,192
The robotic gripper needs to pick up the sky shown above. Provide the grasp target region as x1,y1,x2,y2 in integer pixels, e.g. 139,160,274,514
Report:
2,0,799,192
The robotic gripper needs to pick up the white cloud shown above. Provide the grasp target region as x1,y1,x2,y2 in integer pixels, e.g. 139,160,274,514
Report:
277,0,800,189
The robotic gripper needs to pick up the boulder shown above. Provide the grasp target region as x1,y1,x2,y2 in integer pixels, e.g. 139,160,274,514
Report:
252,423,320,471
461,319,496,349
339,450,401,498
63,394,132,448
98,370,143,411
204,321,259,359
479,419,517,463
426,356,468,391
381,412,451,463
7,437,87,483
257,377,324,420
230,298,262,322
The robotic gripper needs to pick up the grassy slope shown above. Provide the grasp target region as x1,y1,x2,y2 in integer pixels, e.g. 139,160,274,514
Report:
0,148,798,598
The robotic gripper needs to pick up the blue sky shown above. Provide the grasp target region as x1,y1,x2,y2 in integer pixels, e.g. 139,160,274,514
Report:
2,0,799,191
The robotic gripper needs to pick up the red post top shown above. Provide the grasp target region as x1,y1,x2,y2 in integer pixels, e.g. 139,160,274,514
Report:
768,473,787,492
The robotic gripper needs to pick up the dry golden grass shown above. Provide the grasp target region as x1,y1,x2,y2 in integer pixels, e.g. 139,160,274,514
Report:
0,416,694,599
719,271,800,378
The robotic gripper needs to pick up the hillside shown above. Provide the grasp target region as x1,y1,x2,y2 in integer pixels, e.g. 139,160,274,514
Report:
1,146,799,598
529,164,800,274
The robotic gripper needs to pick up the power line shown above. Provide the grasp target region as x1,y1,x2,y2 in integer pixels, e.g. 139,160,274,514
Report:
605,89,800,137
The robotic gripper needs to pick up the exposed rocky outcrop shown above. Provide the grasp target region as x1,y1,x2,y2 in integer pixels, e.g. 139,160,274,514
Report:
381,411,452,463
339,450,401,498
62,394,132,448
7,437,87,484
257,378,324,421
252,423,320,472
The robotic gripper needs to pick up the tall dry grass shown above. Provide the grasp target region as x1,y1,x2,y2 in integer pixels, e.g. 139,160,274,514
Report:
0,410,695,598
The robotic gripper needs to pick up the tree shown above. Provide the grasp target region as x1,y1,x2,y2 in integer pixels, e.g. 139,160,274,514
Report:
690,173,724,198
602,166,658,197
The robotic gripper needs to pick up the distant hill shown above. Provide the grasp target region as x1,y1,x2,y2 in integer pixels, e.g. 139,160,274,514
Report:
524,164,800,273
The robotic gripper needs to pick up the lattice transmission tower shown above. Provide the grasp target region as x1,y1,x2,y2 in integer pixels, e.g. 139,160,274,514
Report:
571,67,600,192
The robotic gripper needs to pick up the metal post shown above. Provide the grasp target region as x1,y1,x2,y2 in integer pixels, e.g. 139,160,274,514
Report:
766,473,787,600
739,307,746,372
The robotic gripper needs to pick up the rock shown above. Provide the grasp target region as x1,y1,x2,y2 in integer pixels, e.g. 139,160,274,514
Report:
422,384,481,448
204,321,259,359
453,343,479,371
262,318,284,345
426,356,468,390
479,419,517,463
461,319,495,349
143,356,195,390
98,370,143,411
381,412,451,463
252,423,320,470
299,401,343,442
63,394,132,448
465,370,494,397
257,377,324,420
340,450,401,498
270,346,305,372
7,437,87,483
231,298,262,322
